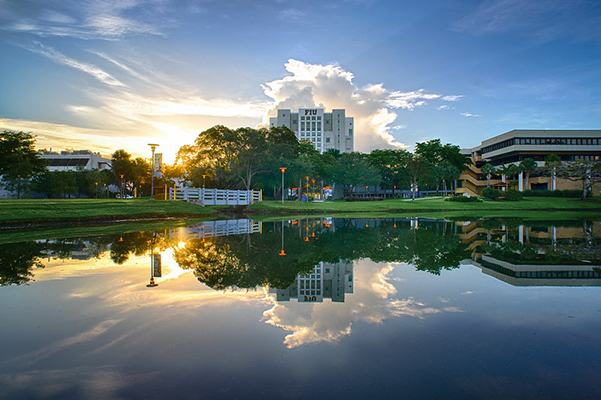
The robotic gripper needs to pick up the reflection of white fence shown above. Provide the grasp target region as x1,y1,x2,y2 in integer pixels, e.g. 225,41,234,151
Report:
168,187,262,205
169,219,262,240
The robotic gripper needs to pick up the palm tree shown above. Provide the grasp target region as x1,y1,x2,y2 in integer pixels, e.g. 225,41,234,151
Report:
498,164,518,191
519,158,537,191
545,154,561,191
481,163,496,187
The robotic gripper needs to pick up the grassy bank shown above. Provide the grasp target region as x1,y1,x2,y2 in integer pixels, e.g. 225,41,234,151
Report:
1,197,599,228
0,199,220,224
250,197,601,214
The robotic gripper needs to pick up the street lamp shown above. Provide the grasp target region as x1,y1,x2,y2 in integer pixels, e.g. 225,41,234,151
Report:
148,143,159,200
95,182,98,199
120,174,124,199
279,167,286,204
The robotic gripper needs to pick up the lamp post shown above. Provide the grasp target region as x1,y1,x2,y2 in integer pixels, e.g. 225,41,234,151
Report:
305,176,309,201
148,143,159,200
279,167,286,204
95,182,98,199
120,174,124,199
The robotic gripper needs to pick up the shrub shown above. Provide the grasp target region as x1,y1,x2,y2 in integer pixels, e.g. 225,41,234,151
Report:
523,189,584,198
505,189,523,201
482,187,502,200
445,196,481,202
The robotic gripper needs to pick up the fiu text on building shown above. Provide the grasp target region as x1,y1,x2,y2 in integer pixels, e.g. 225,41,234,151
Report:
269,108,354,153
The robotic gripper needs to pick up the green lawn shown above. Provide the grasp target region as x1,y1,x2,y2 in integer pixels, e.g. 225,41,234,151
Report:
0,198,220,223
251,197,601,213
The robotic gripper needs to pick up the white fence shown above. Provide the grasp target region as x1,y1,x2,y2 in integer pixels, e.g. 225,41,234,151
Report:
169,187,262,205
168,219,262,241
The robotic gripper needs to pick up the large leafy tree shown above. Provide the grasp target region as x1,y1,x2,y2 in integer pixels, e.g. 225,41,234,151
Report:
415,139,470,193
330,152,381,198
404,154,433,200
0,130,46,198
367,149,411,195
182,125,301,191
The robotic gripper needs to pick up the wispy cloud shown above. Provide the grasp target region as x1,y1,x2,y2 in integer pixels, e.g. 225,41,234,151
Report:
461,112,480,117
28,42,126,87
455,0,601,41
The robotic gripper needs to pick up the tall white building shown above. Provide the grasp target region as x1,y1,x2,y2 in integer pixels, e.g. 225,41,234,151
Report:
269,108,354,153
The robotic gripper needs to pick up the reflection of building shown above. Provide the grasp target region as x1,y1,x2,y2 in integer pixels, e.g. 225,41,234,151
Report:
457,129,601,196
269,108,354,153
272,261,354,303
40,150,112,172
466,258,601,287
457,220,601,286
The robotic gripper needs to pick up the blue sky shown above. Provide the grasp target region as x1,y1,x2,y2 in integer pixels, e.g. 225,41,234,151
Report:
1,0,600,162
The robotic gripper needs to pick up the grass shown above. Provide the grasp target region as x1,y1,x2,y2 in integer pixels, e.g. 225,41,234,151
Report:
250,197,601,213
1,197,599,228
0,198,220,223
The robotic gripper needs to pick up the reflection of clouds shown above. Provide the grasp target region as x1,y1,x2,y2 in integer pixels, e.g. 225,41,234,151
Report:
265,260,463,348
0,367,153,399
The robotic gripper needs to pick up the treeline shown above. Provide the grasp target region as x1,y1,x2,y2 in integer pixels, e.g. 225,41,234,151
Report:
171,125,471,199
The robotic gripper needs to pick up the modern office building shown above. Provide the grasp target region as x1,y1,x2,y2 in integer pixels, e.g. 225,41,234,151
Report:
457,130,601,196
40,150,112,172
269,108,354,153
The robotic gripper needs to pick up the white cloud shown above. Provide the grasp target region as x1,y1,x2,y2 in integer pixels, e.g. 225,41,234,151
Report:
461,112,480,117
262,59,460,151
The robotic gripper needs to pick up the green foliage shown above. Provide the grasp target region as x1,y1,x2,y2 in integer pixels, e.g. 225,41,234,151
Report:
523,189,583,198
0,130,47,198
505,189,523,201
331,152,381,198
444,195,481,202
482,187,502,200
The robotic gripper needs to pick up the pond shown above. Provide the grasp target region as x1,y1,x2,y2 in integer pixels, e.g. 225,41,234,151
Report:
1,217,600,399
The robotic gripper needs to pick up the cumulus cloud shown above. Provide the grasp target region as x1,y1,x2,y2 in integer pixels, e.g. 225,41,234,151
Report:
262,59,461,152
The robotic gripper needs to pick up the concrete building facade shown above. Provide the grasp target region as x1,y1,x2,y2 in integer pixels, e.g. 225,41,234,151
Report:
40,150,112,172
457,130,601,196
269,108,354,153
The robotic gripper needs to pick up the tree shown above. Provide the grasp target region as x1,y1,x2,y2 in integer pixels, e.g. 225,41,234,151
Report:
481,163,497,188
498,164,518,191
556,160,601,201
519,158,537,190
404,155,432,201
367,149,411,196
0,130,46,198
544,154,561,191
331,152,381,198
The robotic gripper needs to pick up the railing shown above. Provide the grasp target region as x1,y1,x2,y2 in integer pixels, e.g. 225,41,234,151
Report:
168,219,262,241
168,187,262,205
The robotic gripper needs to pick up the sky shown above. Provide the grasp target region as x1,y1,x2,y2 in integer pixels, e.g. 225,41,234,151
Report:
1,0,600,163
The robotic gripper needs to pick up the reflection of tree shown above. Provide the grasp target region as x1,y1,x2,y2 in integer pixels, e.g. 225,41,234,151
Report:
173,218,474,291
0,242,44,286
109,232,155,265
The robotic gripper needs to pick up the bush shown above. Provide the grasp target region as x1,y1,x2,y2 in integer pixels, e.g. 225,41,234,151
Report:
523,189,584,198
445,196,481,202
482,187,502,200
505,189,523,201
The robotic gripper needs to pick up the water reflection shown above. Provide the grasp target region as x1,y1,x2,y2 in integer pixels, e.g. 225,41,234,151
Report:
2,217,600,290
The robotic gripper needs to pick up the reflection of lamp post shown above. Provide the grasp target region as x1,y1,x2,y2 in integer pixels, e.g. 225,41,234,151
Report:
279,168,286,204
146,233,158,287
148,143,159,200
279,220,286,256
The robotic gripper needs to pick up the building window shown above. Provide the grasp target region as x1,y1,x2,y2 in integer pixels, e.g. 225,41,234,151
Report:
326,138,330,143
349,129,353,136
292,120,297,124
326,120,330,124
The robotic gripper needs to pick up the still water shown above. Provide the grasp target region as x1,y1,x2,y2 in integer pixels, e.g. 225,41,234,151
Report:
1,217,600,399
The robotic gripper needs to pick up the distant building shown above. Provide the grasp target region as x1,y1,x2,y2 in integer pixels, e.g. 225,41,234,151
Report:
457,130,601,196
269,108,354,153
40,150,112,172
